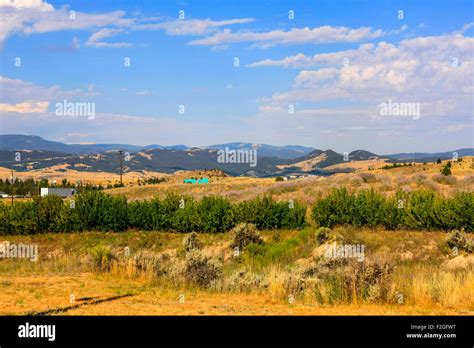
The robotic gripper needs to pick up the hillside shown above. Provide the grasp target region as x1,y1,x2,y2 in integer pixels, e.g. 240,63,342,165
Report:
0,135,472,179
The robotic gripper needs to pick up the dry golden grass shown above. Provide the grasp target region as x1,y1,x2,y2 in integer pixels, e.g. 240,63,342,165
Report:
0,228,472,315
325,159,389,171
0,273,469,315
0,164,168,185
104,161,473,207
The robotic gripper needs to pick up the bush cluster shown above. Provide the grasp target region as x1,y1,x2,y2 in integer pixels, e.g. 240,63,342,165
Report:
312,188,473,231
446,229,473,253
229,223,263,250
182,232,202,253
183,251,222,287
0,191,306,234
1,188,471,235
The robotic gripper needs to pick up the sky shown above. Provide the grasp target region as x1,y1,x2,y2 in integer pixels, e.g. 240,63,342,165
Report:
0,0,473,154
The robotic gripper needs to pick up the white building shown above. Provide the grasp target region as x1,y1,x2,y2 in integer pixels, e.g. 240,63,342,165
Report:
40,188,75,198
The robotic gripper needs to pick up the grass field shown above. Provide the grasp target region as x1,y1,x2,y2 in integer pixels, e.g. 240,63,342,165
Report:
0,227,472,315
106,158,473,206
0,159,472,315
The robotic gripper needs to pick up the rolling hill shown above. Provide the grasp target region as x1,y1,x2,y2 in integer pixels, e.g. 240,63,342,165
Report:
0,135,471,177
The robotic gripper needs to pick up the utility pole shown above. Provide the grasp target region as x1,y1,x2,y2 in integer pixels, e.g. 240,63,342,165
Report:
11,168,14,205
118,150,124,185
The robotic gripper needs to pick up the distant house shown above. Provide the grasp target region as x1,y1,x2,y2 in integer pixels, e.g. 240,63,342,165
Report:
288,173,305,180
183,178,209,184
40,188,75,198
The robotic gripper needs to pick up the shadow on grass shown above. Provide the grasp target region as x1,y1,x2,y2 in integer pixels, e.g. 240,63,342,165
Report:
23,294,134,316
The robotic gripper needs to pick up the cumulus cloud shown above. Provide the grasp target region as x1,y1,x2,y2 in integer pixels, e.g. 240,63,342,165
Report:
188,25,384,47
248,30,474,152
256,32,474,120
0,0,53,10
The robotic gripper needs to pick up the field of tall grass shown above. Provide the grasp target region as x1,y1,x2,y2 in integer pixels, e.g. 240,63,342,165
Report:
0,163,472,315
0,226,472,315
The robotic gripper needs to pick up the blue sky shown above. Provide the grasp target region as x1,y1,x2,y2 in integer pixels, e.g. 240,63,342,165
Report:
0,0,473,154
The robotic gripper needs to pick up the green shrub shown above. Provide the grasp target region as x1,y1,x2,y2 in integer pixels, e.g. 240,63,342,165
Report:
33,195,63,232
316,227,331,244
230,223,263,250
446,230,473,253
74,191,128,232
128,200,153,230
312,188,473,231
312,188,355,228
233,196,306,229
196,196,234,232
441,163,452,176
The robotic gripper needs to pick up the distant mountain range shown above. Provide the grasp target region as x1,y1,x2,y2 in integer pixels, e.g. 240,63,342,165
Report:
0,135,472,177
0,135,314,159
385,149,474,161
205,142,314,159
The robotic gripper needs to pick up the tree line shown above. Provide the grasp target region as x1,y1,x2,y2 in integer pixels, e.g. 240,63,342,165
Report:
0,192,306,234
0,189,472,235
0,178,103,196
312,188,472,231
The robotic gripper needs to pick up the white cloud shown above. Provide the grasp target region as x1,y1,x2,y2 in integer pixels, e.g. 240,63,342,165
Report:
135,89,152,96
0,0,53,10
135,18,254,35
446,124,470,133
0,76,97,106
0,0,134,47
0,100,49,113
247,53,312,68
248,43,374,68
255,32,473,119
0,0,254,49
188,25,384,47
85,28,132,48
66,133,89,138
295,68,340,85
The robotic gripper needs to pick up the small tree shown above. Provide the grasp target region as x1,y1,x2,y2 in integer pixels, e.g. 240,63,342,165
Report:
436,158,442,164
441,163,452,176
